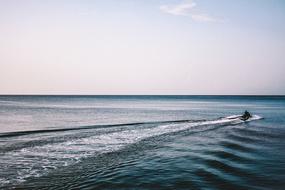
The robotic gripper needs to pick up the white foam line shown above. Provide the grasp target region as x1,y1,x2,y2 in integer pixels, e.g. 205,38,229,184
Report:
0,115,262,187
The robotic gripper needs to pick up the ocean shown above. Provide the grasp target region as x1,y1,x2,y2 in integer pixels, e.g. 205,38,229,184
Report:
0,95,284,189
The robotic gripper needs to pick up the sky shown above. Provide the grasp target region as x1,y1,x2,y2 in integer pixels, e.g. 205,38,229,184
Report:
0,0,285,95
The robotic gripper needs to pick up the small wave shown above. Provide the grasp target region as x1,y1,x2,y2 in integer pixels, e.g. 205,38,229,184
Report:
0,119,200,138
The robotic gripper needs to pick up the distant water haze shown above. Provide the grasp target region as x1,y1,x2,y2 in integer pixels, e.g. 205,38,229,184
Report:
0,0,285,95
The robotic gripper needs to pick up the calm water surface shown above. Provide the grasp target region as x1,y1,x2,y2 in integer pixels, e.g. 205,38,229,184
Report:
0,95,285,189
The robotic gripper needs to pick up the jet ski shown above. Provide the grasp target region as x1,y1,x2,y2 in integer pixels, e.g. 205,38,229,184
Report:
227,111,252,121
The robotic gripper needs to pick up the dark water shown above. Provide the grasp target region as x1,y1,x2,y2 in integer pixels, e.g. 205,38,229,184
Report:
0,95,285,189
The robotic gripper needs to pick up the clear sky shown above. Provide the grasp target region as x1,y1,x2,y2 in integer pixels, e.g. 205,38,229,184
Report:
0,0,285,95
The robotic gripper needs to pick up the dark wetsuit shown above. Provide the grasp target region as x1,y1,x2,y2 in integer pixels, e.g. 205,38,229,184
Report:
241,111,251,121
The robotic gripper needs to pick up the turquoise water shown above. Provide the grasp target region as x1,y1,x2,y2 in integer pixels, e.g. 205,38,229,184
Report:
0,96,284,189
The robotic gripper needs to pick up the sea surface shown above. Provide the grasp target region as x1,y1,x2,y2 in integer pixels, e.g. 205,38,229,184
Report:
0,95,285,190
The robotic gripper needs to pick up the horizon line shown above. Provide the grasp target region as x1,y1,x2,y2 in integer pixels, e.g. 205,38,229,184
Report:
0,94,284,96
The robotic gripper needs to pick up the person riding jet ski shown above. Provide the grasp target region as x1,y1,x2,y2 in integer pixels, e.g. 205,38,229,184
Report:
240,110,251,121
